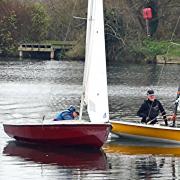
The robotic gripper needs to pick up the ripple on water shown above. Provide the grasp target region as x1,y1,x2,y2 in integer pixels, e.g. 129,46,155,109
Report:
0,60,180,180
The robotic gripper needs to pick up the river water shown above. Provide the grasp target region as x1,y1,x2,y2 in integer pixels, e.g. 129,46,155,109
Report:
0,58,180,180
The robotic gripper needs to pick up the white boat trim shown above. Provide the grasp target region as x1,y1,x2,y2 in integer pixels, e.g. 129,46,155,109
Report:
4,120,111,126
110,120,180,131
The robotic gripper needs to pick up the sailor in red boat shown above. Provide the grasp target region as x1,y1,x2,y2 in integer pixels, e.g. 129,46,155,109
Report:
137,89,168,126
53,106,79,121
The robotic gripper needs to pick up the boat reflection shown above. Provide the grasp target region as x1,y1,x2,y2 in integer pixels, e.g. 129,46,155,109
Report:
3,141,108,170
104,137,180,156
103,137,180,179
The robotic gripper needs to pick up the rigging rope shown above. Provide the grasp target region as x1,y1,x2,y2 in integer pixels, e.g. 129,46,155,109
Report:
151,15,180,90
156,15,180,86
165,15,180,59
43,0,78,120
147,15,180,121
63,0,78,42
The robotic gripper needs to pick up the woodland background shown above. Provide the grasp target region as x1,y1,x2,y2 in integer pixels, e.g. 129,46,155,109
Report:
0,0,179,62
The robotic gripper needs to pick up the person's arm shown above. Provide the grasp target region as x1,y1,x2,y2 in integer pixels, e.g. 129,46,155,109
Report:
159,101,168,126
63,113,74,120
54,112,63,121
54,111,73,121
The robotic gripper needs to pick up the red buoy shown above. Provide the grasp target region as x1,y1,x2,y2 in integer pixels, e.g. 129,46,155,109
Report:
143,8,152,20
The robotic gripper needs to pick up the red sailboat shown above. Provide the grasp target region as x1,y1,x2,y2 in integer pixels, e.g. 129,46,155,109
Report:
3,121,110,148
3,0,111,148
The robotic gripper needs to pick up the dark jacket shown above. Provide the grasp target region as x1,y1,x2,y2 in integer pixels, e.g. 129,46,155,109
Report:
137,99,166,124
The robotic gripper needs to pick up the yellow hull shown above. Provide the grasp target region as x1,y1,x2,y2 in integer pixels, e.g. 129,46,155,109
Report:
110,120,180,143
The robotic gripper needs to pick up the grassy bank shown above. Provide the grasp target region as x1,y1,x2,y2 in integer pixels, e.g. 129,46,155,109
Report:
1,39,179,63
66,38,180,63
132,39,180,63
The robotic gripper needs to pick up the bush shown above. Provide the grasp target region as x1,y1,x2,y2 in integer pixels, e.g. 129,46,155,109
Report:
132,39,172,62
0,11,17,55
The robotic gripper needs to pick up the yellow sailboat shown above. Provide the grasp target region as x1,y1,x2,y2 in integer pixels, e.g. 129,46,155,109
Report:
110,119,180,143
110,84,180,143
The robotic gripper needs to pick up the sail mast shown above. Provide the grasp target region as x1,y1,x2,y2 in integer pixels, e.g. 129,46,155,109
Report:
79,0,93,120
80,0,109,123
172,83,180,126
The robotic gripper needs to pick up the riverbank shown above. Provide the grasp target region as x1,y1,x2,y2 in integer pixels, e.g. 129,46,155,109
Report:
1,39,179,63
66,39,180,64
128,39,180,64
156,55,180,64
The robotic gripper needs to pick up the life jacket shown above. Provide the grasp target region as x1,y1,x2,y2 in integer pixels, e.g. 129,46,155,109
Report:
137,99,165,120
55,110,74,120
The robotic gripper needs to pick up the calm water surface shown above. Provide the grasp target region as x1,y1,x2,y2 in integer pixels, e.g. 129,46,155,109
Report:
0,58,180,179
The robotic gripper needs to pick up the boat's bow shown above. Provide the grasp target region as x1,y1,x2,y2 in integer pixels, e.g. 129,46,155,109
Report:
3,120,111,148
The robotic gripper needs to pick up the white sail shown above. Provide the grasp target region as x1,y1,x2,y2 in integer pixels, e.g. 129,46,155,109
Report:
81,0,109,123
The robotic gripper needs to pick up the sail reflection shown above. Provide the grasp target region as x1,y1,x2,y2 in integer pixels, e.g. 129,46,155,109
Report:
3,141,108,170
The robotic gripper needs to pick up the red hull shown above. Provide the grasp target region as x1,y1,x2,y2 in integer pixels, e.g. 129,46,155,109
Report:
3,123,111,148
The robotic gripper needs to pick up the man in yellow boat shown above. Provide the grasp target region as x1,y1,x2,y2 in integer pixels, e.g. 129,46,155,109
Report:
137,89,168,126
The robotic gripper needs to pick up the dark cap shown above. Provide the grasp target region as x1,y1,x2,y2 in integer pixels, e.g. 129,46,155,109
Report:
147,89,154,96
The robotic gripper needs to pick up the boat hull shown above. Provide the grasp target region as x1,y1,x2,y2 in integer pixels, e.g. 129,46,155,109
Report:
3,123,111,148
110,120,180,143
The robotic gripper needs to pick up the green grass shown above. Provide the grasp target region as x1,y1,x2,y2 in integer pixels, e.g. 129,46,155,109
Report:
167,42,180,57
133,39,180,61
41,40,76,46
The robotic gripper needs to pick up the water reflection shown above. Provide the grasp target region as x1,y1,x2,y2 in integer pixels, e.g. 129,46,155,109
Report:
1,59,180,179
104,137,180,179
108,62,180,86
3,141,108,170
104,137,180,156
0,60,84,84
0,60,179,121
